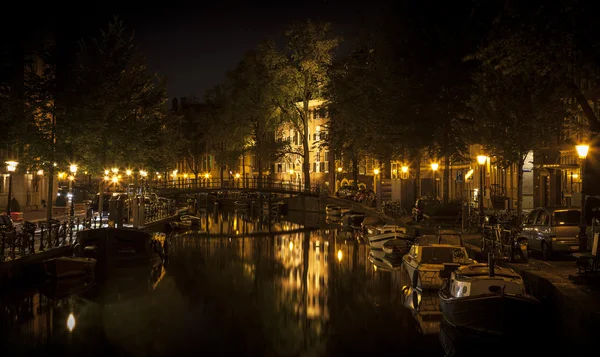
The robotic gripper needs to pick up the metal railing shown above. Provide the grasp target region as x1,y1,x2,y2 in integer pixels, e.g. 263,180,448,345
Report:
0,216,92,261
152,177,326,196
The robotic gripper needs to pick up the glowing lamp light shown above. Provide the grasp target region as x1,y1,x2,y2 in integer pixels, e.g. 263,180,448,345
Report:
576,145,589,159
477,155,487,165
431,163,439,171
126,169,132,176
235,173,240,179
111,167,118,174
337,167,342,172
103,175,110,181
67,313,76,332
104,169,109,175
37,169,44,175
6,161,18,172
111,176,118,183
68,175,74,181
69,164,77,174
58,172,66,179
183,173,188,179
373,169,380,175
337,249,343,262
140,170,148,177
204,173,209,179
401,166,408,173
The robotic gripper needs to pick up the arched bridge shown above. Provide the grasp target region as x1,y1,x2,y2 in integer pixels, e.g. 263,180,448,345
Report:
151,177,324,198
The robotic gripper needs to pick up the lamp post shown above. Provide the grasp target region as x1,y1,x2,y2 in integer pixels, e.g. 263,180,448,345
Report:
5,161,18,216
373,168,379,193
477,155,488,225
69,164,77,219
576,144,589,252
401,165,409,210
431,163,439,198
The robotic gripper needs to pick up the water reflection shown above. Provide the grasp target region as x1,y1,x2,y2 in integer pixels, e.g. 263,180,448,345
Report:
0,210,562,356
401,286,443,336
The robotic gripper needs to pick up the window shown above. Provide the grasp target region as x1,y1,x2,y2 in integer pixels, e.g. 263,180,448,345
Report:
552,210,580,226
535,210,549,225
524,210,538,225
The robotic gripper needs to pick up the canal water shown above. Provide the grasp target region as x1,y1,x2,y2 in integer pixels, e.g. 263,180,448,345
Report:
1,210,560,356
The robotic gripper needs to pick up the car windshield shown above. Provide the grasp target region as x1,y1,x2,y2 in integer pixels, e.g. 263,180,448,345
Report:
420,247,468,264
552,210,580,226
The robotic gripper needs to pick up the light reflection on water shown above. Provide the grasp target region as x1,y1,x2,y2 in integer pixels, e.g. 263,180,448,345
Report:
1,210,555,356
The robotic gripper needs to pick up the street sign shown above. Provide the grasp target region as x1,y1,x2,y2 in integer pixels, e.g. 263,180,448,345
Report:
456,170,463,183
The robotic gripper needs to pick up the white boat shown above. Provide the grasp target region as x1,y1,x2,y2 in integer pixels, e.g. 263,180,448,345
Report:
438,263,540,335
402,243,475,290
368,232,403,250
365,224,405,237
368,249,403,271
325,204,342,216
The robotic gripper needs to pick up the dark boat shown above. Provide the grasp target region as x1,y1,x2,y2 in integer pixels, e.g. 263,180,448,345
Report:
438,263,540,336
42,256,96,280
382,234,416,257
342,213,366,230
74,228,165,276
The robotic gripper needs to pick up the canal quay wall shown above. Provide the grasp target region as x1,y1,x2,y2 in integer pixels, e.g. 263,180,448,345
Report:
462,239,600,350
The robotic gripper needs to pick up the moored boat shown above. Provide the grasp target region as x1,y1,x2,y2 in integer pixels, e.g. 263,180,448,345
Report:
74,227,165,277
402,286,443,336
325,204,342,216
402,243,475,290
438,262,540,336
368,232,403,250
342,213,366,230
42,256,96,279
383,234,416,257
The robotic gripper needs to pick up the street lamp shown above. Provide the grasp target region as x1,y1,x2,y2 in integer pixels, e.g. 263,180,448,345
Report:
431,163,439,198
5,161,18,216
373,168,379,194
69,164,77,219
477,155,488,226
576,144,590,252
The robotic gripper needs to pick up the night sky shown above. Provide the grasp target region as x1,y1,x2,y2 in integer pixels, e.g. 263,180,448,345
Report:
28,1,386,99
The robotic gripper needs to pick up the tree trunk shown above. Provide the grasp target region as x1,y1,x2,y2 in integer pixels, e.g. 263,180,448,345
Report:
302,101,311,191
443,155,450,204
414,154,421,200
352,156,359,187
516,156,525,219
46,111,56,223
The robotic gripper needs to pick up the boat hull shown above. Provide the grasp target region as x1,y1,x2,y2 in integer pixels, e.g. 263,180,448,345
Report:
75,228,164,277
42,257,96,280
439,290,540,335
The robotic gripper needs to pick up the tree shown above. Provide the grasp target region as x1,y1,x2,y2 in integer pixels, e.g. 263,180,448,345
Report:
472,0,600,134
226,41,289,187
278,20,340,190
67,17,172,176
467,68,568,216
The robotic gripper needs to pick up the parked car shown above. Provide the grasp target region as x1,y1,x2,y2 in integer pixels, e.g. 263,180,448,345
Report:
520,207,582,260
412,197,441,222
336,185,359,199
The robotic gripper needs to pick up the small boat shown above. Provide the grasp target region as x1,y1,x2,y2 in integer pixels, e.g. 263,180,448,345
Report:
170,215,201,229
74,227,165,276
402,243,475,290
402,286,443,336
365,224,405,237
368,232,404,250
234,200,249,211
369,250,403,271
325,204,342,216
383,235,416,257
42,256,96,279
438,262,540,336
342,213,366,230
341,208,364,216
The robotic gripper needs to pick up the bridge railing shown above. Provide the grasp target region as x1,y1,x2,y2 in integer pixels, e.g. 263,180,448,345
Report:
151,177,329,196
